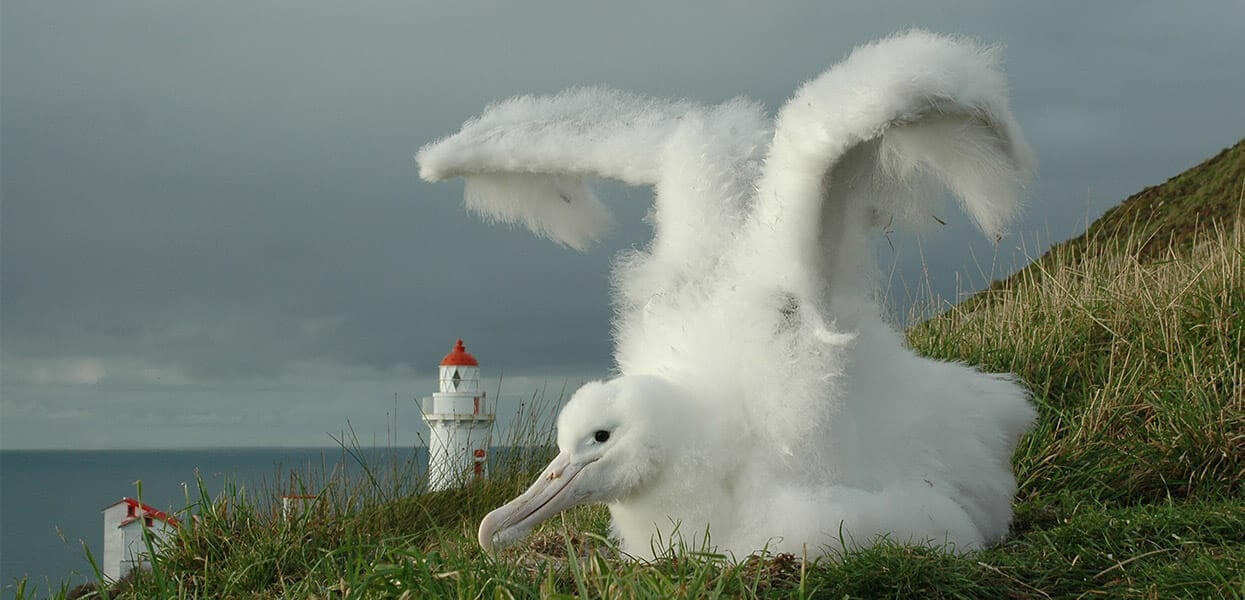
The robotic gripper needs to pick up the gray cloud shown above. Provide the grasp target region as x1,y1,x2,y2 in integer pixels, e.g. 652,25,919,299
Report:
3,0,1243,448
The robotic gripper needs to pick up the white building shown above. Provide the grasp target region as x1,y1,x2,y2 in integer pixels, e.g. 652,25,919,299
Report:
101,498,179,581
421,339,494,490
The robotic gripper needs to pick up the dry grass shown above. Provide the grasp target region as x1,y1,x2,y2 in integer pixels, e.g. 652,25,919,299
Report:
909,218,1243,517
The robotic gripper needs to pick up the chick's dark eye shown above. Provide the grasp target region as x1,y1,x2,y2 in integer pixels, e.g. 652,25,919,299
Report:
593,430,610,443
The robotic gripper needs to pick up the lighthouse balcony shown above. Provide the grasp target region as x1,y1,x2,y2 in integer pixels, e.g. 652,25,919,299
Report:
420,395,494,421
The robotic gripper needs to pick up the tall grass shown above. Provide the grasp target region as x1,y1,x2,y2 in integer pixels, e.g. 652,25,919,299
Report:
20,221,1244,599
908,218,1243,516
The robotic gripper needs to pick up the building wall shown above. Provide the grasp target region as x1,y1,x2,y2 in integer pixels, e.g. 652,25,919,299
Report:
425,391,494,491
118,519,175,578
101,504,129,580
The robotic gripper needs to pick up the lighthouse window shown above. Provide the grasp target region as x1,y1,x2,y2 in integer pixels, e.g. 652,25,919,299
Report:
451,369,462,389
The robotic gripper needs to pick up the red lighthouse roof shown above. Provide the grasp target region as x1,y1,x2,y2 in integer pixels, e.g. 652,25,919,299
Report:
102,497,180,528
440,339,479,366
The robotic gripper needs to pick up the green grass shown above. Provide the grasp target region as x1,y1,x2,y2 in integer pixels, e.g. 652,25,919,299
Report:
14,147,1245,599
989,139,1243,292
909,220,1243,512
1060,139,1243,262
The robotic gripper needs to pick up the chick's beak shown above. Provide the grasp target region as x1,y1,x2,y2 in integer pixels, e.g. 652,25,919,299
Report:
478,451,593,553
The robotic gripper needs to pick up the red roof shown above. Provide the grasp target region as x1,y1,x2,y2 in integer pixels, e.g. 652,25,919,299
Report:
440,339,479,366
105,497,180,528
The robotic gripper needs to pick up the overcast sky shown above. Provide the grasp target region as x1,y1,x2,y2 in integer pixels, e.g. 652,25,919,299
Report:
2,1,1242,449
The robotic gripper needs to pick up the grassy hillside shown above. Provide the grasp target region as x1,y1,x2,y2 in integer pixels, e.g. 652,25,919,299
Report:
1059,139,1243,261
16,145,1244,599
1011,139,1242,281
907,204,1243,502
949,138,1242,329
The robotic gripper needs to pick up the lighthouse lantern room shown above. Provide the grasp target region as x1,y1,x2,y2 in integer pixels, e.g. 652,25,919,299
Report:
421,339,494,490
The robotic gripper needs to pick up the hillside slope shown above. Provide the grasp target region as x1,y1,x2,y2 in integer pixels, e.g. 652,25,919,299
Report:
958,138,1243,306
1061,138,1243,261
910,138,1243,512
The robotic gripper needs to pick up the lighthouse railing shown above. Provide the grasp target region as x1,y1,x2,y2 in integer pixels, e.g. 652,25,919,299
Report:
419,395,495,421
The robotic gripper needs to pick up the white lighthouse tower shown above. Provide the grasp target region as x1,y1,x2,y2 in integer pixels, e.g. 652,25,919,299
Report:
421,339,494,491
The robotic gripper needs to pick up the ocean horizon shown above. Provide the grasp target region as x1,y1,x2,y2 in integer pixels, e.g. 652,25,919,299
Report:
0,446,432,593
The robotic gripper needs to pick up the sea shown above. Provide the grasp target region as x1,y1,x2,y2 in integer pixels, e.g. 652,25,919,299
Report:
0,447,429,594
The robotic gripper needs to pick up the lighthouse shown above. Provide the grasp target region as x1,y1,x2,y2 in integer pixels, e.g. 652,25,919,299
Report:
421,339,495,491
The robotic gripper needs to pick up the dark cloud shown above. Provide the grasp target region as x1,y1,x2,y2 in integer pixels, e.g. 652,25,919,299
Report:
3,0,1243,447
